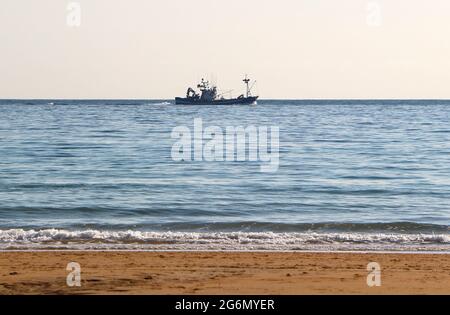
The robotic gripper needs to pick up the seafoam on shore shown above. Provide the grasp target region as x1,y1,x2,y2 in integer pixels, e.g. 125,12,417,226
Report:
0,228,449,251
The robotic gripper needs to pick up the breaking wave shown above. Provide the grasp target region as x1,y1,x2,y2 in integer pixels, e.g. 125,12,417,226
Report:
0,229,449,251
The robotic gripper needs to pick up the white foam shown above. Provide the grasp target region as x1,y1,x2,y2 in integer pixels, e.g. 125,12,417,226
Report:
148,101,171,105
0,229,449,251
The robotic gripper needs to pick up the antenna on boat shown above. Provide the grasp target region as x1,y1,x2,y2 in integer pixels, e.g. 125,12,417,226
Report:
243,74,251,97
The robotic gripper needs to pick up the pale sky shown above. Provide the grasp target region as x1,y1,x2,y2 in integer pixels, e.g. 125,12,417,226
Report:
1,0,450,99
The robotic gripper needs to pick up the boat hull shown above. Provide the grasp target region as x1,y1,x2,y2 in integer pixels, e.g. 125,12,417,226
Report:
175,96,258,105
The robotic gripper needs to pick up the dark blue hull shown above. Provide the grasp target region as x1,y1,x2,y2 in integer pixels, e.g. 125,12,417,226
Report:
175,96,258,105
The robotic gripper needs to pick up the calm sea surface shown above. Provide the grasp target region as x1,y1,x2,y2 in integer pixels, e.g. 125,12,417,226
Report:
0,100,449,250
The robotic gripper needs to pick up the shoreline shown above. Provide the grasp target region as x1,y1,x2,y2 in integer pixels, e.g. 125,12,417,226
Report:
1,228,447,253
1,251,449,294
1,249,450,254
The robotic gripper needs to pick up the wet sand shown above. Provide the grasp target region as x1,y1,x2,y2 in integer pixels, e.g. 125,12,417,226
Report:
0,251,449,295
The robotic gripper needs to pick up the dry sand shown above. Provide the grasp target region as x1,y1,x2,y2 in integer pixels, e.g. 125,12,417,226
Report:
0,251,449,295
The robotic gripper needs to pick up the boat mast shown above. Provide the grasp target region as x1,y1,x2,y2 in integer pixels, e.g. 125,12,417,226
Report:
243,75,251,98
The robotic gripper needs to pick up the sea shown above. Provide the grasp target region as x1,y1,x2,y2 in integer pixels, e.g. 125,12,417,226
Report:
0,99,449,251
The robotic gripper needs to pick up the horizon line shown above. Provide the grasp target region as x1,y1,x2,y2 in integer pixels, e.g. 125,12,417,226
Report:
2,98,450,101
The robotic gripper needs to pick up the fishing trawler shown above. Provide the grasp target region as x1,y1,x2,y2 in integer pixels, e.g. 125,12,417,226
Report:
175,76,258,105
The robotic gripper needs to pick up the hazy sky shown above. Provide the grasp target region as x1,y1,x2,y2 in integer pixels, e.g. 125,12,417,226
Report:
1,0,450,99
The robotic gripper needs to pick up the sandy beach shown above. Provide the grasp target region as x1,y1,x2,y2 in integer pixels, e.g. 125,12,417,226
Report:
0,251,448,295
